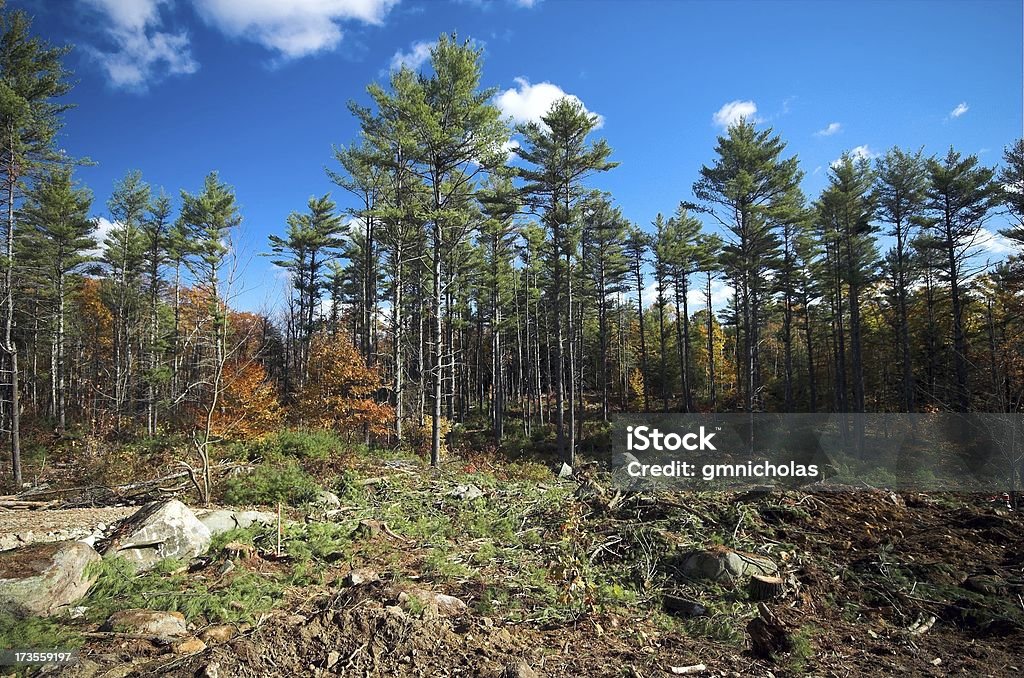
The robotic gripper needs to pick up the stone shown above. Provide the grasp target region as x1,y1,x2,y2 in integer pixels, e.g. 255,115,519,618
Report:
558,463,573,478
502,661,539,678
662,595,707,618
611,451,640,468
325,650,341,669
448,484,484,501
197,510,239,536
173,637,207,655
232,510,277,529
104,500,212,572
103,609,188,638
398,588,468,617
680,547,777,582
0,541,101,616
199,624,236,644
343,568,379,586
313,490,341,508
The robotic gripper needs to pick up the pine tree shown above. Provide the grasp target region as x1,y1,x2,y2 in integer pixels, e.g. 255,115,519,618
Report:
923,148,1001,411
20,168,94,431
693,119,798,411
0,5,73,485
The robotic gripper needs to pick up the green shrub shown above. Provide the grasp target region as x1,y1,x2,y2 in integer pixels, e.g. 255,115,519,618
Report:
228,429,350,463
222,462,321,506
0,612,82,652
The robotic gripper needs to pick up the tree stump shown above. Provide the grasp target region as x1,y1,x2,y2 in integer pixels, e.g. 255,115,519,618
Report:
748,574,786,601
747,603,793,658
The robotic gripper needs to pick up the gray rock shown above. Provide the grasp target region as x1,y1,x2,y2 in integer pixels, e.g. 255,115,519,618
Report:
103,609,188,638
313,490,341,508
448,484,484,501
197,510,239,536
681,548,777,582
232,510,276,529
104,500,211,572
558,463,573,478
612,451,640,468
0,541,101,616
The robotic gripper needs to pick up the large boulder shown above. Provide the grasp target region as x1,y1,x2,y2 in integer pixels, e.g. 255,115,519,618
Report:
104,500,211,571
0,541,101,616
680,547,777,583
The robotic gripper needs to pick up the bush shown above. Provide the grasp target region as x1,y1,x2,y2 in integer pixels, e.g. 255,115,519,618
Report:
222,461,322,506
226,429,352,464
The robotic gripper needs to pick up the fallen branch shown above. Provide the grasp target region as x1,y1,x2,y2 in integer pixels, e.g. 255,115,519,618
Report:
670,664,707,675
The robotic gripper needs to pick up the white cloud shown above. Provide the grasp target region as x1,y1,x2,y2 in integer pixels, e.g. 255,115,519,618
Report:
389,40,434,72
192,0,398,59
831,144,878,168
495,77,604,129
815,122,842,137
950,102,969,118
712,100,759,128
638,279,734,312
513,0,539,6
975,227,1016,258
82,0,198,90
89,217,118,257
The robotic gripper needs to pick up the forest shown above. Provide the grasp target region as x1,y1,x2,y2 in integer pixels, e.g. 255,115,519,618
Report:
0,4,1023,676
1,23,1022,491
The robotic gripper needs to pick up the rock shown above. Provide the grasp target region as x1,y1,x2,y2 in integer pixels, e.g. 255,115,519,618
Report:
173,637,207,655
343,568,379,586
680,547,777,582
232,510,277,529
611,451,639,468
398,588,468,617
662,595,707,618
355,519,383,539
103,609,188,638
502,661,539,678
325,650,341,669
313,490,341,508
448,484,484,501
197,510,239,536
558,463,573,478
199,624,236,644
197,509,276,536
104,500,211,572
0,541,101,616
198,662,221,678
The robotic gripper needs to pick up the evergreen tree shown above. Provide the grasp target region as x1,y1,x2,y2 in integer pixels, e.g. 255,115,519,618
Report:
922,148,1001,411
0,5,73,484
20,168,94,431
693,119,798,411
516,96,615,463
875,147,927,411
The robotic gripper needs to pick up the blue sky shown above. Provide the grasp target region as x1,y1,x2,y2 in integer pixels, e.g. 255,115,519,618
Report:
13,0,1024,311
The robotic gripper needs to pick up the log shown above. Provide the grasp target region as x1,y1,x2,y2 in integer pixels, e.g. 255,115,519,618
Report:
669,664,707,675
748,574,786,601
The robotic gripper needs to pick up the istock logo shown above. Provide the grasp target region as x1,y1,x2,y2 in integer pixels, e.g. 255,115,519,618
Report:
626,425,717,451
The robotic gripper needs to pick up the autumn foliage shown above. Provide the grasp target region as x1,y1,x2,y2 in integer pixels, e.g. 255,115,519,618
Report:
207,312,283,439
296,333,393,437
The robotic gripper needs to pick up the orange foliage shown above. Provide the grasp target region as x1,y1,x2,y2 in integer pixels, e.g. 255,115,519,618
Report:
296,333,394,437
76,278,112,352
210,358,282,439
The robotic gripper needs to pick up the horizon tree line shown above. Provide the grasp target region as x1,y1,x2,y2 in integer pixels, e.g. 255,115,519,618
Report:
1,11,1023,487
